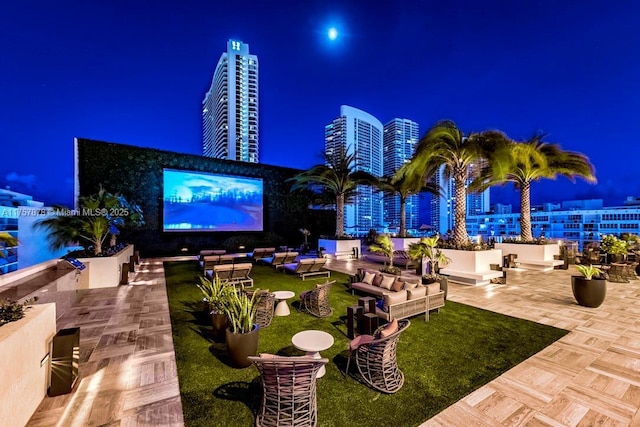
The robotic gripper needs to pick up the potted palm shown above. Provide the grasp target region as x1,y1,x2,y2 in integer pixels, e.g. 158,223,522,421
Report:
408,236,451,299
369,234,400,275
196,277,233,341
571,264,606,308
224,290,260,368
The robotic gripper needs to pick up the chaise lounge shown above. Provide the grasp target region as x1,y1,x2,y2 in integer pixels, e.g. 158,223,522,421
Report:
282,258,331,280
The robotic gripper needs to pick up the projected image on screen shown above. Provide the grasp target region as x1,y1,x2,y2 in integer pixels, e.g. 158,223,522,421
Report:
163,169,263,232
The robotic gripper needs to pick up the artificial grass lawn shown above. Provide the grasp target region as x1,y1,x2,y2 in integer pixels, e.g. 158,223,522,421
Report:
165,261,569,427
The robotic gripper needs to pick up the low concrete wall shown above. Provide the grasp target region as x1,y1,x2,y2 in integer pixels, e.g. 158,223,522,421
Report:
390,237,420,250
318,239,361,259
495,243,560,262
440,248,503,272
77,245,134,289
0,303,56,427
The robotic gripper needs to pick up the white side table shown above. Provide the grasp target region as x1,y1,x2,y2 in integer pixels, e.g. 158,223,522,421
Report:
291,330,334,378
272,291,295,316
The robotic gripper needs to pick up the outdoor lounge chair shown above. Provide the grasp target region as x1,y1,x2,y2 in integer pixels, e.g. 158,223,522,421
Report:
258,252,288,268
282,258,331,280
210,263,253,287
247,355,328,427
250,247,276,262
345,318,410,393
299,280,335,317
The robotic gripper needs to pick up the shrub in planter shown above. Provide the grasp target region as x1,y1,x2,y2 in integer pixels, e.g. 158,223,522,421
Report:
571,264,606,308
0,298,37,327
196,276,233,340
224,290,260,368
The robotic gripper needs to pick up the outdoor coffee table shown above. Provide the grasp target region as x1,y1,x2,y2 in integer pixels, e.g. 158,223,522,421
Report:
272,290,296,316
291,330,334,378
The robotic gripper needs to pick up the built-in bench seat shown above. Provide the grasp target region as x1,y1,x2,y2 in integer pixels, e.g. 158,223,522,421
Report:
516,259,565,271
439,268,503,286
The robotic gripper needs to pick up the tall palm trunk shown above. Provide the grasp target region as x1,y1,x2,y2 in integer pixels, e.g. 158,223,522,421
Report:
520,181,532,241
453,168,468,245
336,193,345,237
399,195,407,237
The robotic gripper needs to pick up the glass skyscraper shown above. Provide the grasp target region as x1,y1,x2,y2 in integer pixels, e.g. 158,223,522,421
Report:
202,40,259,163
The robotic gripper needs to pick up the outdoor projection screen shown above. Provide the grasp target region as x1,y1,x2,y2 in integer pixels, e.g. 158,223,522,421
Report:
162,169,264,232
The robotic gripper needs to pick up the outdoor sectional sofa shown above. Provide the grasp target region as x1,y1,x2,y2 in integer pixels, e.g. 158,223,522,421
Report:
350,269,445,321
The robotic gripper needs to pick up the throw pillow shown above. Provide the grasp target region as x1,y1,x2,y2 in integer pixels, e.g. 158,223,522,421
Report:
407,285,427,300
375,299,385,311
426,283,441,295
378,318,399,338
349,334,374,350
383,290,407,311
362,271,376,285
390,277,404,292
403,281,418,290
372,273,384,287
379,275,395,290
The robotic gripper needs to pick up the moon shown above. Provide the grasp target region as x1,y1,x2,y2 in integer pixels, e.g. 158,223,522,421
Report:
328,27,338,40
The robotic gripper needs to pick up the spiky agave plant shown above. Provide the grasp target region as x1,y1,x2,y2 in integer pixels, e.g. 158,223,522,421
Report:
225,290,259,334
575,264,603,280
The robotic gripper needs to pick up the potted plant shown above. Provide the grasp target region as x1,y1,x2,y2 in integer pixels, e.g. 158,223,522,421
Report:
196,276,233,341
369,234,401,275
571,264,606,308
224,290,260,368
408,236,451,299
600,235,628,263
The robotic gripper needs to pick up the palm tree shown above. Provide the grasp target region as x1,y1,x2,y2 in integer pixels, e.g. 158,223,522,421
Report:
0,232,18,259
377,168,440,237
36,186,144,255
289,148,377,238
403,120,511,245
476,132,596,241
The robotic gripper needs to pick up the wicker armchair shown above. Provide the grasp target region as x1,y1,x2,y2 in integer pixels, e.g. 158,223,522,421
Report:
247,355,328,427
299,280,335,317
246,290,276,328
345,318,410,393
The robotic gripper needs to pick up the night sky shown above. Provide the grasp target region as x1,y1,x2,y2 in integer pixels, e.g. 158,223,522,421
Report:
2,0,639,215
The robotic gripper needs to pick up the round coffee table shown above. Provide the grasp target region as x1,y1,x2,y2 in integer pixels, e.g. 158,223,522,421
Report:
291,330,334,378
272,291,296,316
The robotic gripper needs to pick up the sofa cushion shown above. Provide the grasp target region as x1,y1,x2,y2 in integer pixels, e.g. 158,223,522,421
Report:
407,285,427,300
379,275,395,290
403,280,418,290
383,290,407,311
372,273,384,287
390,277,404,292
362,271,376,285
425,282,441,295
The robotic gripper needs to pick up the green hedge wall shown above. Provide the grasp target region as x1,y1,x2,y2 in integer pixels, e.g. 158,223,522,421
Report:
75,138,334,256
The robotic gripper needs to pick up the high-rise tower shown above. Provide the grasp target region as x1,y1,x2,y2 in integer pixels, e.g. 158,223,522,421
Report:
202,40,259,163
382,119,420,231
325,105,383,235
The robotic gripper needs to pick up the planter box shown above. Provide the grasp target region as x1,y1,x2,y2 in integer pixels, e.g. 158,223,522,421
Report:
318,239,361,261
390,237,420,250
439,249,503,286
0,303,56,427
77,245,134,289
495,243,563,272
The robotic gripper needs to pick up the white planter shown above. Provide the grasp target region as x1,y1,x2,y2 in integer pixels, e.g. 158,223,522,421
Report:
390,237,420,251
318,239,361,260
439,249,503,285
495,243,562,271
0,303,56,427
77,245,134,288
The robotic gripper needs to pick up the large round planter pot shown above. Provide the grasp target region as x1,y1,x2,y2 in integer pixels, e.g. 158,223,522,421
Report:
225,325,259,368
211,312,228,342
571,276,606,308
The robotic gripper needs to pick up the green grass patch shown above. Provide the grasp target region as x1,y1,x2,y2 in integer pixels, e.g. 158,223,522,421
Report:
166,261,568,427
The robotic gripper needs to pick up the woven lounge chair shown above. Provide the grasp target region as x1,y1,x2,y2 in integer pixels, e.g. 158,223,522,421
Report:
246,290,276,328
299,280,335,317
345,318,410,393
247,355,328,427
